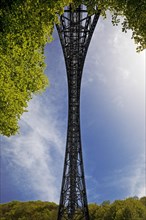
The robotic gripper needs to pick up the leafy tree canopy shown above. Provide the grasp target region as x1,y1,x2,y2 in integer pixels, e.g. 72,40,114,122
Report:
0,197,146,220
0,0,72,137
73,0,146,52
0,0,145,137
0,200,58,220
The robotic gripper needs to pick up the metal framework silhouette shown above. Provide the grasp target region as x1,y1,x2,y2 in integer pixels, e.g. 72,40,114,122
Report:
56,5,100,220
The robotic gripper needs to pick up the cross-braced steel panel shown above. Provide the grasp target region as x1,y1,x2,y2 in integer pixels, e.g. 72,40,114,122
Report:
56,5,100,220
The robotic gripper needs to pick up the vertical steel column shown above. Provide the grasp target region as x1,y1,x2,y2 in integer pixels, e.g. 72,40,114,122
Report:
56,5,100,220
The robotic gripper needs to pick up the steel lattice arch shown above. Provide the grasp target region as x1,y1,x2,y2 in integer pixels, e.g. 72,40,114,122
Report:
56,4,100,220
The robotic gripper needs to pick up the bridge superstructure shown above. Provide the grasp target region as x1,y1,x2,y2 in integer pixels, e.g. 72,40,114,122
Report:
56,5,100,219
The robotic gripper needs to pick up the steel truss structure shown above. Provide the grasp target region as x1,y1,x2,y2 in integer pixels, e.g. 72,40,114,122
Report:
56,5,100,220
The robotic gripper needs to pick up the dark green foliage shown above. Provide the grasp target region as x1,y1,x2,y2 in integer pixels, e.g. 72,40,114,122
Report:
0,197,146,220
140,196,146,207
89,197,146,220
0,201,58,220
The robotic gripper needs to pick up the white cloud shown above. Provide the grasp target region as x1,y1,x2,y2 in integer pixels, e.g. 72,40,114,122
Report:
102,154,146,199
86,175,101,203
84,13,145,131
82,13,145,201
2,95,66,202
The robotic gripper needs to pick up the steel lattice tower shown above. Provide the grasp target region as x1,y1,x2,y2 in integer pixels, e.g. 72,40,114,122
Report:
56,5,100,220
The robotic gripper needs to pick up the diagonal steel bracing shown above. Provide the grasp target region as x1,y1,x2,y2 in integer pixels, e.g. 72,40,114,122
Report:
56,5,100,220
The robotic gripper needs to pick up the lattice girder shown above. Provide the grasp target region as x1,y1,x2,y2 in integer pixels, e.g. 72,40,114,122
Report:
56,5,100,220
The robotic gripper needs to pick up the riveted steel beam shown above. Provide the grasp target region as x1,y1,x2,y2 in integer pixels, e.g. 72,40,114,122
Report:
56,5,100,220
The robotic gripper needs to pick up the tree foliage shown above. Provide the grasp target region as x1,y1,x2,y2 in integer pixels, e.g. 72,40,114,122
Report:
0,200,58,220
73,0,146,52
0,197,146,220
0,0,72,137
103,198,146,220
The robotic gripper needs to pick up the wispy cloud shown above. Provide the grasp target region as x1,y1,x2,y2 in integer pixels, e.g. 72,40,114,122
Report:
86,175,101,203
81,14,145,202
102,154,145,199
2,95,66,202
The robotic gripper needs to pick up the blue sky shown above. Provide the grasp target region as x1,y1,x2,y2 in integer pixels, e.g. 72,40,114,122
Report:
1,13,145,205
